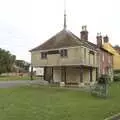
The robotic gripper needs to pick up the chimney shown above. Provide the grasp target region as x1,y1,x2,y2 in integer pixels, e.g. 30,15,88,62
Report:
80,25,88,41
103,35,109,43
96,33,102,48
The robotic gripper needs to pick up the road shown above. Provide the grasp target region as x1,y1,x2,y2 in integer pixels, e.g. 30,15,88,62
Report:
0,80,48,88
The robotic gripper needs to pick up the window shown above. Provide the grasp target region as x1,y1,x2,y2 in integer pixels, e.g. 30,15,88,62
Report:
47,50,59,54
60,49,67,57
41,52,47,59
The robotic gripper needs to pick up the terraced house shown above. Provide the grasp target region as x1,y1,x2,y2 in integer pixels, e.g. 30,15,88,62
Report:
30,26,100,86
96,34,113,81
102,37,120,71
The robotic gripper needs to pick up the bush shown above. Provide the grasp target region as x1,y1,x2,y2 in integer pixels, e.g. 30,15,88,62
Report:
114,74,120,82
114,69,120,74
98,74,110,84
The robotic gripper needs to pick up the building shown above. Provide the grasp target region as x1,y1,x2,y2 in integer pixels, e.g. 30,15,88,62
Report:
30,26,99,86
96,34,113,80
102,37,120,71
30,3,113,84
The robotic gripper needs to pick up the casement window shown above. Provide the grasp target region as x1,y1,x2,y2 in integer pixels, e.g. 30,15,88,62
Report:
60,49,68,57
41,52,47,59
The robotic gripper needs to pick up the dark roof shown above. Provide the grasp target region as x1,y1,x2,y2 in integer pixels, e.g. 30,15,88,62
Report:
30,29,97,52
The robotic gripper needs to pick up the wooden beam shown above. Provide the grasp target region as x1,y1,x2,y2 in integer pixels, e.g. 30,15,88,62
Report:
90,67,92,82
30,66,33,80
96,68,99,81
64,67,66,84
43,67,46,81
80,66,83,82
61,67,66,84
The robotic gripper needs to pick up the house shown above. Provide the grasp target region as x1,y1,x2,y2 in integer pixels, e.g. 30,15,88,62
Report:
30,26,99,86
102,37,120,71
96,34,113,80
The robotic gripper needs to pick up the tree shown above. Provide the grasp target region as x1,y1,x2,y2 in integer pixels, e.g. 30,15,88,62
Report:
15,60,30,72
114,45,120,54
0,48,16,74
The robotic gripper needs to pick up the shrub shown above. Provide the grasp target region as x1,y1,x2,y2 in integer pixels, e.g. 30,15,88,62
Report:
114,74,120,82
114,69,120,74
98,74,110,84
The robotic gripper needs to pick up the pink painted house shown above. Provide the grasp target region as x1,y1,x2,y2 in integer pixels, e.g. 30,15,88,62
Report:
96,34,113,80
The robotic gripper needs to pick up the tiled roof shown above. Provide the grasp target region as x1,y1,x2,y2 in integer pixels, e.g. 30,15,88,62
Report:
30,29,97,52
102,43,119,55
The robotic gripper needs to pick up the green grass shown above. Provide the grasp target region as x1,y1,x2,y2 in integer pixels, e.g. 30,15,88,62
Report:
0,83,120,120
0,75,35,81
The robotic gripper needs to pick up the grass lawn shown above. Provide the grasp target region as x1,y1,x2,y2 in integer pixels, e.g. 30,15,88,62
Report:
0,82,120,120
0,75,36,81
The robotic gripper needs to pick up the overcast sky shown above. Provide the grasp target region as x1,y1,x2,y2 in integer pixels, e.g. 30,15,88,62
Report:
0,0,119,62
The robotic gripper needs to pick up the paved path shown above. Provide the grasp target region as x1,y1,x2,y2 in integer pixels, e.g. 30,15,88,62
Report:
0,80,48,88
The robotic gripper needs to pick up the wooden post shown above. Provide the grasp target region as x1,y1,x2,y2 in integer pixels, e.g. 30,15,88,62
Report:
30,66,33,80
61,67,66,84
96,68,98,81
90,67,93,82
61,67,63,82
44,67,46,81
64,67,66,84
80,66,83,82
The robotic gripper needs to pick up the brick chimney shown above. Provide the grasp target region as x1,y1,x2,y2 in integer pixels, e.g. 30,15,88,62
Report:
96,33,102,48
103,35,109,43
80,25,88,41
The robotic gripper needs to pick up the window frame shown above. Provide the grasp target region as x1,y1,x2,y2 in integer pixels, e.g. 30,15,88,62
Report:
60,49,68,57
41,52,47,59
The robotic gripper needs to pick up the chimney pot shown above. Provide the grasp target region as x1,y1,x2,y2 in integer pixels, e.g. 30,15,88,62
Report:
80,25,88,41
96,33,102,48
103,35,109,43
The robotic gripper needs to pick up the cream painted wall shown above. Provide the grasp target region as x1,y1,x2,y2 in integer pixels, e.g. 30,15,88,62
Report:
53,67,61,82
31,46,98,67
83,69,90,83
92,69,96,82
31,46,82,66
66,67,80,83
